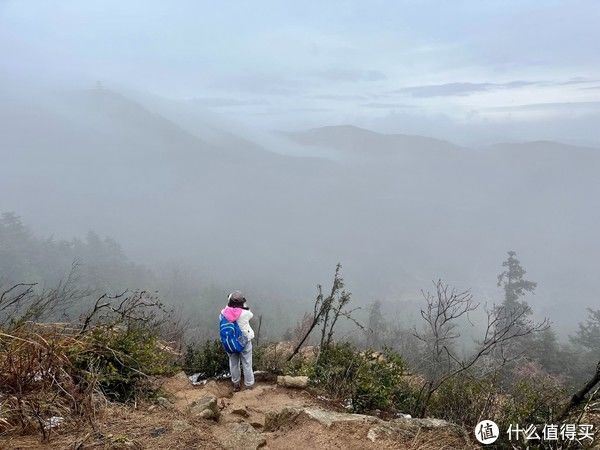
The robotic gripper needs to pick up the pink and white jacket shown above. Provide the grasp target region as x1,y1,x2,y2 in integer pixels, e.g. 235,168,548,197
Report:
221,306,255,341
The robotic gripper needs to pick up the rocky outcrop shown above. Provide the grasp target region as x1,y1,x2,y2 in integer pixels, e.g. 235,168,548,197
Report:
264,406,468,446
189,395,220,420
276,375,309,389
366,417,467,443
265,406,378,431
217,422,266,450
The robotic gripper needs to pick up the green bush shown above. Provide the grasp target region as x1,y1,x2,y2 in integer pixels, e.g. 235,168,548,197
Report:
427,375,496,426
425,362,567,431
498,363,566,427
70,325,178,401
184,339,229,378
309,343,413,413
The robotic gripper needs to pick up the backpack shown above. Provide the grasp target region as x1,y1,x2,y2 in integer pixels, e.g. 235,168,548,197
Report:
219,314,247,353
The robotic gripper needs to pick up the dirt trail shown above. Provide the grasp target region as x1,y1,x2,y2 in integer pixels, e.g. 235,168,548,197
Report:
3,375,472,449
161,376,470,449
163,374,320,427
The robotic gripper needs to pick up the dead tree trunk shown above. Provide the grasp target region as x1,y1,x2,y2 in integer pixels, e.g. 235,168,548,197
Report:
558,360,600,420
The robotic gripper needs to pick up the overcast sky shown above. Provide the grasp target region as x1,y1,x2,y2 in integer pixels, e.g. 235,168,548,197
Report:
2,0,600,145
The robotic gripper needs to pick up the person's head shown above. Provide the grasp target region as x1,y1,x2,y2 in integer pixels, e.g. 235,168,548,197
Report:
227,290,248,309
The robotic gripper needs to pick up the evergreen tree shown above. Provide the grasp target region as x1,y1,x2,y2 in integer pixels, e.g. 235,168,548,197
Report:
493,251,540,367
497,250,537,310
571,308,600,354
496,251,536,331
366,300,386,349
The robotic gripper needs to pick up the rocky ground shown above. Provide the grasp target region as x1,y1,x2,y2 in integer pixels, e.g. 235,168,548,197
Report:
2,372,473,449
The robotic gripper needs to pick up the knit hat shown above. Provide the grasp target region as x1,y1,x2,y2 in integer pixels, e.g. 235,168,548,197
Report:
228,290,246,306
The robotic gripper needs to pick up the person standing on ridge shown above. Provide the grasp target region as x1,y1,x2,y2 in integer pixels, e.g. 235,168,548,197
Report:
219,291,255,391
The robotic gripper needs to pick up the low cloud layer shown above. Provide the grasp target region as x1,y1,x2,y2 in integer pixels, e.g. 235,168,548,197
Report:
2,0,599,144
392,81,534,97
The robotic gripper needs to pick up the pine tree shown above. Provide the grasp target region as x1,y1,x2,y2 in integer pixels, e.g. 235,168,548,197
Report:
497,250,537,309
571,308,600,353
494,251,538,350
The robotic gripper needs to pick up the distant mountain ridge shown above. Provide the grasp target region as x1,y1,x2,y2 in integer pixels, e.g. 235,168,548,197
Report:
1,88,599,333
285,125,462,161
286,124,599,160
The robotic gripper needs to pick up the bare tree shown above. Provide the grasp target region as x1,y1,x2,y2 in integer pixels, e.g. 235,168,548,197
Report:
413,279,549,417
79,289,167,334
286,265,340,361
0,264,89,329
287,264,359,361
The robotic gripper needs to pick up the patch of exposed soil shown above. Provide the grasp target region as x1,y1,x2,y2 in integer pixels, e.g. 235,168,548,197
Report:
2,375,472,450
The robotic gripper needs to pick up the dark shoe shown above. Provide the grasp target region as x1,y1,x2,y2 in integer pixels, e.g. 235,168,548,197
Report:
244,384,255,390
233,383,241,392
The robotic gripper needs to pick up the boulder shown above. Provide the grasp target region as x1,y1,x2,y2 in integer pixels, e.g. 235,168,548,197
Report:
189,395,220,420
217,422,266,450
276,375,309,389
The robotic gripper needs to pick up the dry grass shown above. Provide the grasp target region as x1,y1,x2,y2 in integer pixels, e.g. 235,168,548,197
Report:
1,401,221,450
0,319,177,442
0,323,102,441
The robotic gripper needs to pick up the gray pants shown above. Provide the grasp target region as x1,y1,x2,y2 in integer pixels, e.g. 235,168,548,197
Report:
229,340,254,386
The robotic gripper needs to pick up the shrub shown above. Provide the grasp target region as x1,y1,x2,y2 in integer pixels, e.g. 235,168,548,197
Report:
0,290,179,440
498,362,566,427
309,343,413,413
427,374,496,427
425,361,567,431
71,325,177,401
183,339,229,378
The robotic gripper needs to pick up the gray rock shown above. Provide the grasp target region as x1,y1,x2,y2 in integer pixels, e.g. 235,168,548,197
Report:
265,406,466,446
302,408,379,427
367,417,467,443
276,375,309,389
264,406,378,431
156,396,174,409
217,422,266,449
189,394,220,420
